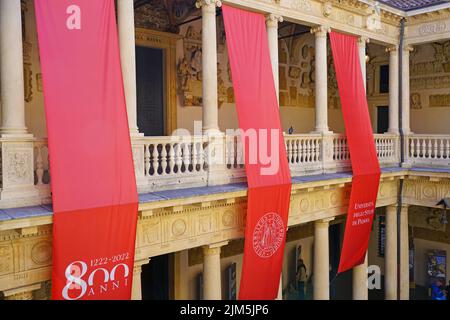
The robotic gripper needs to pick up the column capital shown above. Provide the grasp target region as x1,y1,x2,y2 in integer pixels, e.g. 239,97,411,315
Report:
266,14,283,28
310,25,330,37
386,204,398,211
315,217,335,226
403,44,414,52
386,45,398,53
203,241,228,256
400,203,409,210
196,0,222,9
133,258,150,272
357,36,370,47
3,283,41,300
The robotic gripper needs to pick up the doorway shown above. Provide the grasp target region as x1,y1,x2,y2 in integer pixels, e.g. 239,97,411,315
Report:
377,106,389,134
141,254,172,300
136,46,165,136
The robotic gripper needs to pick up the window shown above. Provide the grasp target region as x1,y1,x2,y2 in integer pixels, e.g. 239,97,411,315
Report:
379,64,389,94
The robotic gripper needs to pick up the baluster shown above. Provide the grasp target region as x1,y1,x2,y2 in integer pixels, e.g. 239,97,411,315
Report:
312,139,316,162
446,139,450,159
421,139,426,158
192,141,198,171
333,138,337,160
433,139,438,159
294,140,300,164
152,144,159,176
338,139,341,160
237,138,243,168
173,143,183,174
161,144,168,175
225,137,232,168
297,139,303,163
426,138,432,159
410,138,415,158
35,146,44,185
439,139,444,159
287,139,293,164
183,142,191,173
198,141,205,171
305,139,310,163
144,144,150,177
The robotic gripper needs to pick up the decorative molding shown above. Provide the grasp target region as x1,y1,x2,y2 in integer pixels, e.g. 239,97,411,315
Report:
1,171,449,297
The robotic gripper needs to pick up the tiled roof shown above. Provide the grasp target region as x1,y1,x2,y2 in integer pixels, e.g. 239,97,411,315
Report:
378,0,448,11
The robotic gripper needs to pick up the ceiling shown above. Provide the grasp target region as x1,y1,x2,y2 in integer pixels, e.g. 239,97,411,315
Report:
378,0,448,11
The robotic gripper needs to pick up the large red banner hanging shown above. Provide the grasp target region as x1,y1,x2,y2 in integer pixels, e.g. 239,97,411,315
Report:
34,0,138,300
329,31,381,273
222,5,292,299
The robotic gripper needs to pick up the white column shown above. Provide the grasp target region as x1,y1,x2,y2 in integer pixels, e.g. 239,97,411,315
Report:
311,26,330,133
399,204,409,300
203,241,227,300
0,0,28,136
276,274,283,300
117,0,140,135
385,205,398,300
266,14,283,103
313,218,333,300
352,36,369,301
196,0,221,134
401,45,413,134
352,253,368,300
131,259,149,300
387,46,399,134
357,36,369,90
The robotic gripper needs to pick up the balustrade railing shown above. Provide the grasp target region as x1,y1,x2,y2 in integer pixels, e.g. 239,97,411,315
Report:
0,132,442,206
406,134,450,167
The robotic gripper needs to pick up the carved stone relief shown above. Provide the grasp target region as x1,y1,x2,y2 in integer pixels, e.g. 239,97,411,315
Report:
4,148,33,186
278,34,317,108
177,22,233,107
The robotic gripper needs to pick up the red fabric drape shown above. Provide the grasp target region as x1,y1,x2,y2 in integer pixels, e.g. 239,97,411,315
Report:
329,31,381,273
34,0,138,299
222,5,292,299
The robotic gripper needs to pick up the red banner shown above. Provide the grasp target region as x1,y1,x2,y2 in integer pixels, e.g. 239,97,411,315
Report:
222,5,292,300
329,31,381,273
34,0,138,300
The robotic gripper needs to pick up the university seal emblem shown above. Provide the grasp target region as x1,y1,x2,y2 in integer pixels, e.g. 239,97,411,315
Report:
252,212,285,258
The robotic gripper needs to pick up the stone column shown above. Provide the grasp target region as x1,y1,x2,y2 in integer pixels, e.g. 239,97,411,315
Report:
196,0,221,134
385,205,398,300
203,241,227,300
3,283,41,300
352,253,368,300
0,0,28,136
401,45,413,135
352,36,370,301
399,204,409,300
310,26,330,134
313,218,333,300
387,46,399,134
357,36,369,90
266,14,283,102
117,0,140,135
276,274,283,300
131,259,150,300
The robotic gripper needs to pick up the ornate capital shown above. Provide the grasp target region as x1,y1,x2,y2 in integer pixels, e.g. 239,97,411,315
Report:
310,25,330,38
403,44,414,52
266,14,283,28
195,0,222,9
385,45,398,53
203,240,228,256
357,36,370,47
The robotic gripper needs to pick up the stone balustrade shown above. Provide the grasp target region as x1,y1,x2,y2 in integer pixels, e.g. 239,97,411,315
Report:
406,134,450,168
0,132,440,208
0,133,402,208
